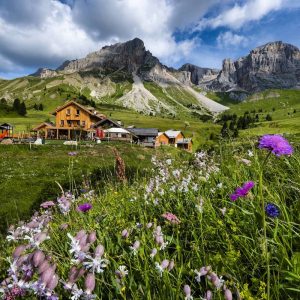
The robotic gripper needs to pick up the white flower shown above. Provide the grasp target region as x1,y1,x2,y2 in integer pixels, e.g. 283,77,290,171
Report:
248,150,254,157
70,284,84,300
166,159,172,165
83,255,109,274
116,265,128,278
217,183,223,189
155,262,164,277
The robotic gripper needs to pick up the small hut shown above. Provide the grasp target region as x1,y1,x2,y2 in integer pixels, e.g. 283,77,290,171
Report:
0,123,14,139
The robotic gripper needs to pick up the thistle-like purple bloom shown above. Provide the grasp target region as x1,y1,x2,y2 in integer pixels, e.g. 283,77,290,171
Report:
77,203,92,212
265,203,280,218
258,134,293,156
230,181,255,201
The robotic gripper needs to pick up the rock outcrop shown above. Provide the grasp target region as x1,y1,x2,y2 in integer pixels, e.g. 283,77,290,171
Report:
208,41,300,92
179,63,219,85
30,68,58,78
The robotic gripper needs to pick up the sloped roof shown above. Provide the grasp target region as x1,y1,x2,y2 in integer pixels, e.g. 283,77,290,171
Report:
32,122,55,131
93,118,122,128
127,128,158,137
52,100,105,120
0,123,13,128
165,130,183,138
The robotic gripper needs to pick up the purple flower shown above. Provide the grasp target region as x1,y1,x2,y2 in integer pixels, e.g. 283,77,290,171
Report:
259,134,293,156
68,151,78,156
230,181,255,201
77,203,92,212
265,203,280,218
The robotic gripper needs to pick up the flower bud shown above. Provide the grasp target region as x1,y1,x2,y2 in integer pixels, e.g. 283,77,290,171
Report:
38,260,50,274
87,231,97,244
40,265,55,285
46,274,59,291
147,222,153,228
183,285,191,297
224,289,232,300
94,245,105,258
33,250,45,267
161,259,169,269
150,248,157,259
132,240,140,250
121,229,129,238
75,230,86,240
13,245,27,259
205,290,213,300
85,273,95,294
168,260,175,271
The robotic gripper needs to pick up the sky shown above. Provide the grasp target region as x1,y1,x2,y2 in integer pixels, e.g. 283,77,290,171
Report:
0,0,299,79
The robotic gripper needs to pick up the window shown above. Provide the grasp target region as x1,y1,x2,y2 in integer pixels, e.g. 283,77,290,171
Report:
66,108,71,116
82,121,86,127
60,120,64,126
77,121,80,126
76,109,80,116
67,120,71,127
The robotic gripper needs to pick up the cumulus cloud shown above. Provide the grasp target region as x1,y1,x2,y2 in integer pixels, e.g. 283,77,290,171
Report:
217,31,249,48
198,0,283,30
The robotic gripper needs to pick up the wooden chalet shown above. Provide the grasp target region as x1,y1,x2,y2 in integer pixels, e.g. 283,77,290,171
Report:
32,101,106,140
127,128,158,147
156,132,169,146
164,130,184,145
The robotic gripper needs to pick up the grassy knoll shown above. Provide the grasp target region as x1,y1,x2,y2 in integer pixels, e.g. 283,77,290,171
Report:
0,143,180,232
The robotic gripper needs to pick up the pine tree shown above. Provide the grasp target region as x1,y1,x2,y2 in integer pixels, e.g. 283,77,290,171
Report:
38,104,44,111
221,122,229,138
266,114,272,121
19,102,27,116
33,103,38,110
13,98,21,112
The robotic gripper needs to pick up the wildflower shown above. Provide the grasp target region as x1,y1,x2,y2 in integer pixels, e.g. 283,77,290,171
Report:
258,134,293,156
129,241,140,255
194,267,208,282
77,203,92,213
217,183,223,189
166,159,172,165
32,250,45,267
168,259,175,271
83,255,109,274
195,198,204,213
248,150,254,157
219,207,226,216
155,259,169,276
150,248,157,259
230,181,255,201
240,158,252,166
265,203,280,218
183,285,193,300
115,265,128,279
146,222,153,229
87,231,97,244
40,201,55,209
210,273,224,290
68,152,77,156
121,229,129,239
113,148,127,182
162,212,180,224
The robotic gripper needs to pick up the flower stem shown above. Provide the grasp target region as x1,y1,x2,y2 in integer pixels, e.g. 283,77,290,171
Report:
259,168,270,299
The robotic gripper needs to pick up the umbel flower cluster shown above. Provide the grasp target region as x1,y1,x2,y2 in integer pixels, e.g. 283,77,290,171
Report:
0,134,295,299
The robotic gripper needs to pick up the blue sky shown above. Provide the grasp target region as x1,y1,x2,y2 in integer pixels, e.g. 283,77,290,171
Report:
0,0,299,79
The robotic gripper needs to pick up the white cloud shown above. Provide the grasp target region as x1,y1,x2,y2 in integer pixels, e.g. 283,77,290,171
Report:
0,0,217,75
217,31,249,48
198,0,283,30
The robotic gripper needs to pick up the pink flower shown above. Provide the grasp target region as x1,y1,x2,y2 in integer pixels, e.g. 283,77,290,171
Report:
162,212,181,224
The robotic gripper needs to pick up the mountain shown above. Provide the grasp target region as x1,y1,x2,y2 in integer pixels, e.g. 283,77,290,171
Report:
204,41,300,92
23,38,228,115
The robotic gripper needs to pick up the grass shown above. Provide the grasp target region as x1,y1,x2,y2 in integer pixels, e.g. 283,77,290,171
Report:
0,143,175,232
0,139,299,299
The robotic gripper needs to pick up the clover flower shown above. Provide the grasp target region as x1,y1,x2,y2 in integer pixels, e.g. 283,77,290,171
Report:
265,203,280,218
77,203,92,213
230,181,255,201
258,134,293,156
129,241,140,255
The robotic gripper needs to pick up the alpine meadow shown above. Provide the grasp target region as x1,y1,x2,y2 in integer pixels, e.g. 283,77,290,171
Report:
0,1,300,300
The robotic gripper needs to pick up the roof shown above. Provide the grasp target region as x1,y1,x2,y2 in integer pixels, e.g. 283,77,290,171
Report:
52,100,106,120
176,138,193,144
32,122,55,131
165,130,183,138
104,127,130,134
127,128,158,137
93,118,122,128
0,123,13,128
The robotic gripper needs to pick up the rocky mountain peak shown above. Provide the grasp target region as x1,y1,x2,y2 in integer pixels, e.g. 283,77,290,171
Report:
207,41,300,92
